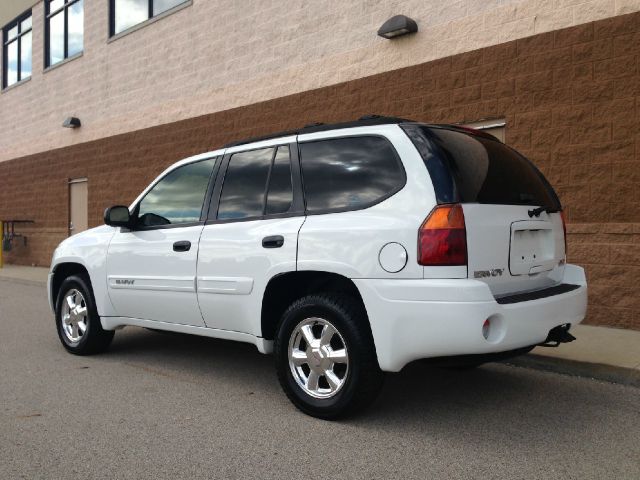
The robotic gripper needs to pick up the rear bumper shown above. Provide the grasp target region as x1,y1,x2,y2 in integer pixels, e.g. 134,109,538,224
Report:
354,264,587,372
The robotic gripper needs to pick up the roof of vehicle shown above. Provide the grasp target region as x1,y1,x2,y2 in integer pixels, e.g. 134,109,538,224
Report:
223,115,501,148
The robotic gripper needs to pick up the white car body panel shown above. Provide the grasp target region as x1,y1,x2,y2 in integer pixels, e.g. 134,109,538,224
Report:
48,123,588,373
197,216,305,335
100,316,273,354
297,125,432,279
463,204,566,296
195,135,304,336
197,276,254,295
356,264,587,371
106,225,206,326
48,225,117,316
48,150,224,317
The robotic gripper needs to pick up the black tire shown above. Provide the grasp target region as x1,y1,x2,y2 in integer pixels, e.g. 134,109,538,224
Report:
55,274,114,355
274,294,383,419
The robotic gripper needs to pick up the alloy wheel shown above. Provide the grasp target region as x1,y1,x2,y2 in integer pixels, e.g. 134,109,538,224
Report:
61,289,88,344
288,317,349,399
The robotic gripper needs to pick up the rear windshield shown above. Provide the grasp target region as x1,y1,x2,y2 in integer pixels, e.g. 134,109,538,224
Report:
402,125,561,208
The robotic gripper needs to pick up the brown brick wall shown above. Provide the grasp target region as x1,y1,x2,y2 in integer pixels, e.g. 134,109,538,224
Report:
1,12,639,329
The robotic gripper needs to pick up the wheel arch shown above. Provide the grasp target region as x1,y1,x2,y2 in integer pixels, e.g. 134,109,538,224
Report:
261,270,371,341
51,262,91,310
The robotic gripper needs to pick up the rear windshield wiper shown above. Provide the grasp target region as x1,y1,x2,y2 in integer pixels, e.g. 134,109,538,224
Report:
528,206,560,217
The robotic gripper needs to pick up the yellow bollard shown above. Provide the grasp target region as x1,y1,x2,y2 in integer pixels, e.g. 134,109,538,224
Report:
0,220,3,269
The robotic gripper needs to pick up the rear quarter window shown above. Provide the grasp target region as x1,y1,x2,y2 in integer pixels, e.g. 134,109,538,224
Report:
402,125,561,208
299,136,405,214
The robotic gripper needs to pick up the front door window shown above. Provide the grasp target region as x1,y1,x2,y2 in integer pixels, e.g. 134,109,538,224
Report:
137,159,215,227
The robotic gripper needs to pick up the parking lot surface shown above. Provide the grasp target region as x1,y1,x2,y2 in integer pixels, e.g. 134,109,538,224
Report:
1,278,639,479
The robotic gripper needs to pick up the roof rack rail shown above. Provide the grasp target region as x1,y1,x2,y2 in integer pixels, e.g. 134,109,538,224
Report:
222,115,414,148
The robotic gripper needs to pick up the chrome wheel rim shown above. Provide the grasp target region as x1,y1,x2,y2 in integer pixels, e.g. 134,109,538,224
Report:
61,289,88,344
288,317,349,399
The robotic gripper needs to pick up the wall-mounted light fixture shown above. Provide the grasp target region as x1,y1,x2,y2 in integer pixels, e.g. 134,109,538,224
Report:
62,117,81,128
377,15,418,39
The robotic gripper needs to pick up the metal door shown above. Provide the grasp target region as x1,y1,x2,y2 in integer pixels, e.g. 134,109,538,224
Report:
69,178,88,236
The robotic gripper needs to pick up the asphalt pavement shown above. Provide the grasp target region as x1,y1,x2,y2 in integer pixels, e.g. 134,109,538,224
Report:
1,278,639,480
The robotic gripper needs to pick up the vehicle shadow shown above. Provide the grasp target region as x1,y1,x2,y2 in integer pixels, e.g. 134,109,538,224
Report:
104,326,622,441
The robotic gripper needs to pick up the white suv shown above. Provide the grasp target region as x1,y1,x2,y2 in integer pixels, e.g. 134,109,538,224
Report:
49,116,587,418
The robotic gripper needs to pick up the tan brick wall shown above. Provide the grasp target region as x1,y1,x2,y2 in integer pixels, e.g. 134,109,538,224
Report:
569,223,640,329
0,0,36,27
1,0,639,163
1,12,639,330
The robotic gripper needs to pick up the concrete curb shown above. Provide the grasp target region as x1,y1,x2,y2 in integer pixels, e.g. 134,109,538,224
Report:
506,354,640,388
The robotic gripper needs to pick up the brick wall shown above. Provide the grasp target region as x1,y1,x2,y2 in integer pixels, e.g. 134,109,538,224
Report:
1,12,639,329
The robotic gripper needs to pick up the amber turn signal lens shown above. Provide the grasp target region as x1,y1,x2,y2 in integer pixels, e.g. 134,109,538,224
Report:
422,204,466,230
418,204,467,266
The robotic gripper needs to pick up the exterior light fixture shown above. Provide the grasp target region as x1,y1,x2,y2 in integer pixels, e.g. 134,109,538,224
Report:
377,15,418,39
62,117,81,128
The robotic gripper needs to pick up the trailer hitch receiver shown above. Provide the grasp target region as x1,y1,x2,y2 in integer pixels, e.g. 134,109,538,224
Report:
539,323,576,347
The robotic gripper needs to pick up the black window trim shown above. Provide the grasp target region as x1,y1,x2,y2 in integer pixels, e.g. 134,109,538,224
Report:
108,0,192,39
298,134,407,216
128,156,221,231
206,142,304,225
2,9,32,89
44,0,83,69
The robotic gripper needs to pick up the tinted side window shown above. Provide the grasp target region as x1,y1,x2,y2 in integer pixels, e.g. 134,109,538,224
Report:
218,148,273,220
299,136,404,213
137,158,215,227
266,146,293,215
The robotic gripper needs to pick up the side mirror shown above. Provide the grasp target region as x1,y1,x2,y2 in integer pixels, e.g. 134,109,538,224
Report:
104,205,131,228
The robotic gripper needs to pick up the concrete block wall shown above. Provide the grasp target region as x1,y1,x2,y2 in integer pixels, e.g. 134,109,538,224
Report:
1,0,639,163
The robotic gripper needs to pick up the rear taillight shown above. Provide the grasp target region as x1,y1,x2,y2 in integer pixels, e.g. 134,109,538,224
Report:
560,210,568,256
418,204,467,266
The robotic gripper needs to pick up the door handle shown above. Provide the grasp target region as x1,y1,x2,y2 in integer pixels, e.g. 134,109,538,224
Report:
173,240,191,252
262,235,284,248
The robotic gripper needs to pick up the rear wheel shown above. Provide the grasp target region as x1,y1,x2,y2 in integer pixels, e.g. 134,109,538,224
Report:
275,294,383,419
55,275,114,355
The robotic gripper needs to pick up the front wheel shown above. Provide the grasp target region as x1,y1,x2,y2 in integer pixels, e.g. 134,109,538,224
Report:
55,274,114,355
274,294,383,419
